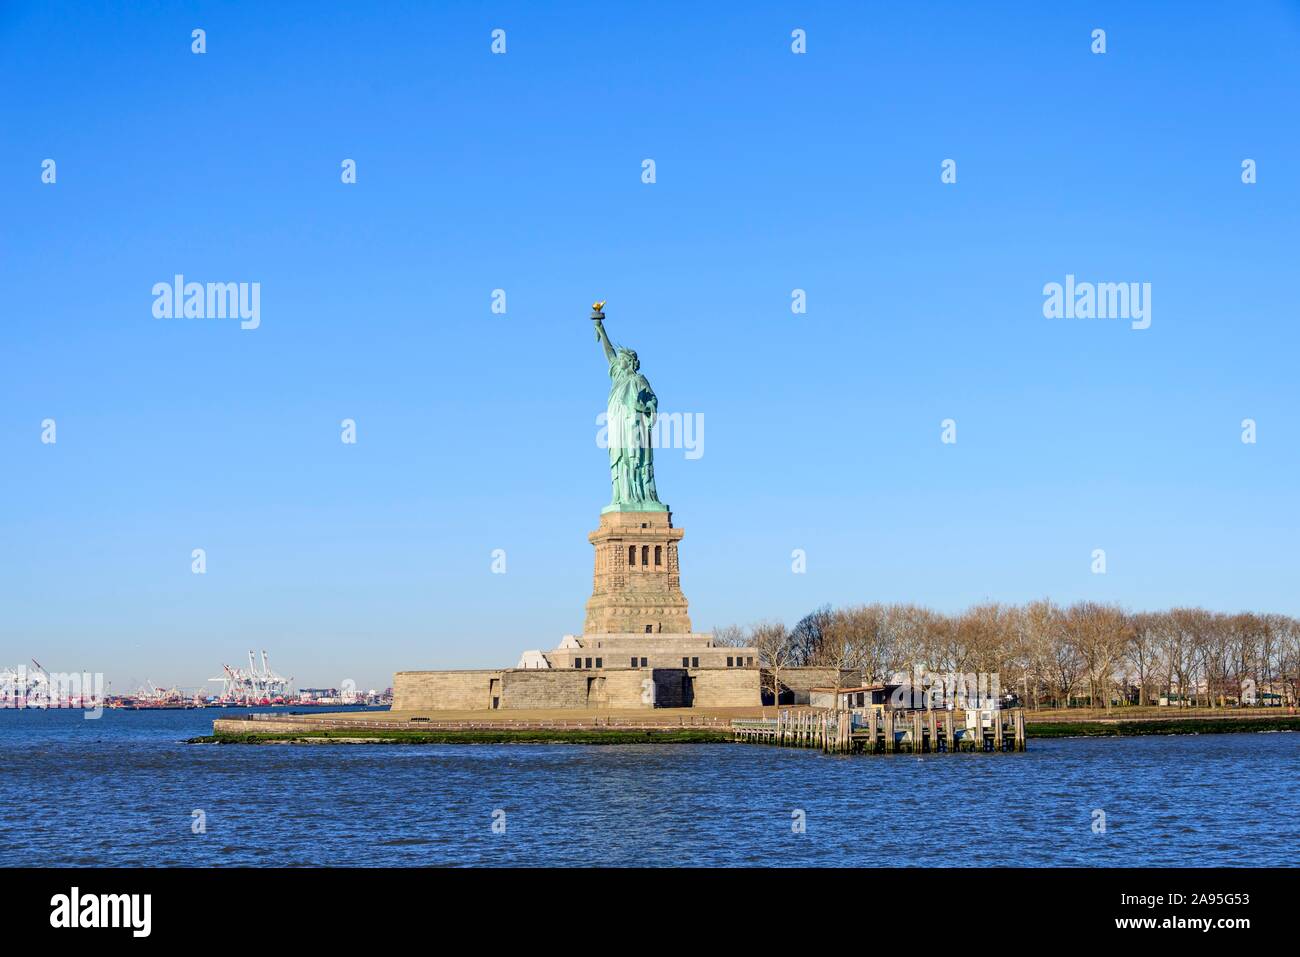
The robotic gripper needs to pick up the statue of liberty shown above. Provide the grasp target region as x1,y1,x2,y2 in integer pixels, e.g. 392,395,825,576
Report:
591,302,667,512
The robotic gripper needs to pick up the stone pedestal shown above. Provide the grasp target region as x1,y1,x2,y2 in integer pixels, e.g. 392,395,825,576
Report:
583,509,691,634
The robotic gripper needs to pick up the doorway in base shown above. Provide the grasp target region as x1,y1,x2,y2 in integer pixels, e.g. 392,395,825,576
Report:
647,668,693,708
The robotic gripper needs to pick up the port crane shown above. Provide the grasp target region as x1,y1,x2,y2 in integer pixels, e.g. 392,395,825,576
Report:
207,650,295,703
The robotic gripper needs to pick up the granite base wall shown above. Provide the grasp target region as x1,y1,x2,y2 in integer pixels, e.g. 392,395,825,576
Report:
393,666,761,710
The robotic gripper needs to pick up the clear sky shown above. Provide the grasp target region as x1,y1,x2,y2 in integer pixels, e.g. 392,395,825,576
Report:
3,2,1298,692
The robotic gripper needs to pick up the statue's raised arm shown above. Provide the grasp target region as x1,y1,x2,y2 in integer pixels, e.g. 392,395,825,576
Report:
591,300,616,366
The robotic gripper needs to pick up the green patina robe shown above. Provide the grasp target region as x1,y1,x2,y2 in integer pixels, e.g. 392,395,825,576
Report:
607,362,661,506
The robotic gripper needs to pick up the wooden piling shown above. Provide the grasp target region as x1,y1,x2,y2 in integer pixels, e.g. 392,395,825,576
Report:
728,705,1026,757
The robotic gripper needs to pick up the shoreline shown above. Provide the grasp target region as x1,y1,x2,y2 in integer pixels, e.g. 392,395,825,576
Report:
189,728,732,745
1028,716,1300,738
190,713,1300,745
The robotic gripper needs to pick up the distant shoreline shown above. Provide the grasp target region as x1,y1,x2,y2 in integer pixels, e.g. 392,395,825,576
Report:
1028,716,1300,738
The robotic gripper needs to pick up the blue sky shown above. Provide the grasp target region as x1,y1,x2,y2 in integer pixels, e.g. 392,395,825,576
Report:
3,1,1299,691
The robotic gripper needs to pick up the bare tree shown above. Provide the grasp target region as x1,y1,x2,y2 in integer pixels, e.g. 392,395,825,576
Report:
1017,599,1062,710
787,605,832,667
1127,612,1164,707
1044,615,1084,708
1160,608,1207,707
711,624,749,648
1064,602,1130,711
1275,615,1300,706
888,603,935,678
851,603,894,684
750,621,791,710
816,606,870,705
1266,614,1300,706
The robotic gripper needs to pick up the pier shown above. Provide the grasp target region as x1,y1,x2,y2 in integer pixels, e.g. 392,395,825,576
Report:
731,708,1027,754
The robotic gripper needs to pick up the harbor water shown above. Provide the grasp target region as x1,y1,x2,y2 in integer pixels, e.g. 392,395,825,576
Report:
3,708,1296,867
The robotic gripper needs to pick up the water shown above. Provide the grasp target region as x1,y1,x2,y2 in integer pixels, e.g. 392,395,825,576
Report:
3,708,1296,866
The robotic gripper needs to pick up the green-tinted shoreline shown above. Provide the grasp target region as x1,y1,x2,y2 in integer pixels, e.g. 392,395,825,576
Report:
1027,716,1300,738
190,715,1300,745
188,728,732,745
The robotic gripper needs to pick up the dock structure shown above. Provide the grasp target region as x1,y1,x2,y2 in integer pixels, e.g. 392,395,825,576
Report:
731,707,1027,754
